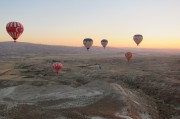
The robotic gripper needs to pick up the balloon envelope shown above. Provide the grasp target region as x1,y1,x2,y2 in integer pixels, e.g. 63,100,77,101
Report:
133,34,143,46
53,62,63,74
83,38,93,50
125,52,132,62
6,22,24,42
101,39,108,48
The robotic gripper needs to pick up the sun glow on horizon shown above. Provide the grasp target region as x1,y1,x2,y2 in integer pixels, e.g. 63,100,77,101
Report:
0,0,180,49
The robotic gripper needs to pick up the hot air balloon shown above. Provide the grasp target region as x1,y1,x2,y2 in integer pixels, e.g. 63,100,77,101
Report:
101,39,108,49
133,34,143,46
6,22,24,42
83,38,93,51
125,52,132,62
53,62,63,74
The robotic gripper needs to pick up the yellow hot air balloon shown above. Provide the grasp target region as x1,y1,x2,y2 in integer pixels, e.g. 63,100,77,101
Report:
83,38,93,51
133,34,143,46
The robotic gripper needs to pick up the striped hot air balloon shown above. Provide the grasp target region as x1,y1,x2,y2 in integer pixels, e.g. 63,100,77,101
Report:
6,22,24,42
53,62,63,74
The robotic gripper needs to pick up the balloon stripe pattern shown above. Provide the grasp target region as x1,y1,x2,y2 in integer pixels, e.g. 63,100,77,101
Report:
6,22,24,42
133,34,143,46
53,62,63,74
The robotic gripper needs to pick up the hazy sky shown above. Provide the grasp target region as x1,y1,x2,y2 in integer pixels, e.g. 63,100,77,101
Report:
0,0,180,49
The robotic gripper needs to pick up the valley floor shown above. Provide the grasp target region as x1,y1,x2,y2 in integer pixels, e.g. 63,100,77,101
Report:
0,53,179,119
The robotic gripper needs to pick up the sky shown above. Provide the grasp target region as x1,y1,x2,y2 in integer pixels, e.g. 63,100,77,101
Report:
0,0,180,49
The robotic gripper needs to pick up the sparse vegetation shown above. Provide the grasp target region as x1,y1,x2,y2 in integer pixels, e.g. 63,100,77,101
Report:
0,44,179,119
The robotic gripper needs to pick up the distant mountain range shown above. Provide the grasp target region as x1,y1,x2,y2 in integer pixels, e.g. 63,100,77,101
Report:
0,42,118,56
0,41,179,57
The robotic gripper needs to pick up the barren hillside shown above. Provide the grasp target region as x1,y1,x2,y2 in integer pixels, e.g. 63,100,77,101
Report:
0,42,179,119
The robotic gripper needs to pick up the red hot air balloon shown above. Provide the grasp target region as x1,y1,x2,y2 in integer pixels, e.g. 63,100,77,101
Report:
83,38,93,51
6,22,24,42
101,39,108,49
133,34,143,46
53,62,63,74
125,52,132,62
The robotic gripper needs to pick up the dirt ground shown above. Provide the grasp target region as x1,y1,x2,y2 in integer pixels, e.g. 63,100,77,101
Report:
0,52,179,119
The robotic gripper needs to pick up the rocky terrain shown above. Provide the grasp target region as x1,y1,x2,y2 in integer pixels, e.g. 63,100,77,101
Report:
0,42,179,119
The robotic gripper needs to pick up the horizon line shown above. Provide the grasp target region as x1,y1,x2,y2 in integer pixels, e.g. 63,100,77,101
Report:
1,41,180,51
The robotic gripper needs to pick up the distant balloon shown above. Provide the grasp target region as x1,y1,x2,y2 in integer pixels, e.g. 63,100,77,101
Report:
101,39,108,49
83,38,93,51
6,22,24,42
125,52,132,62
133,34,143,46
53,62,63,74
